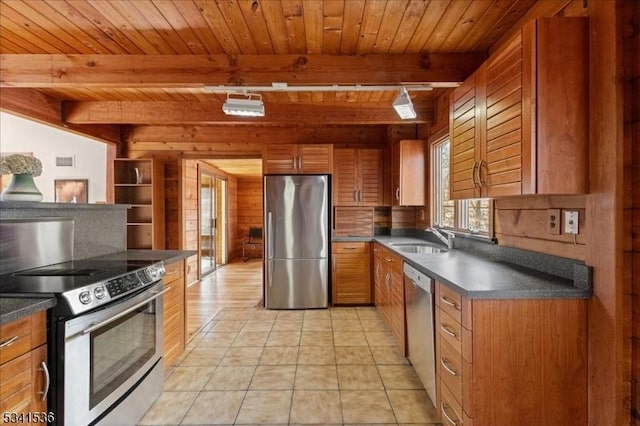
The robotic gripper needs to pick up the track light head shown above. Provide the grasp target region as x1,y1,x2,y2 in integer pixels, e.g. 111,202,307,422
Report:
393,87,417,120
222,93,265,117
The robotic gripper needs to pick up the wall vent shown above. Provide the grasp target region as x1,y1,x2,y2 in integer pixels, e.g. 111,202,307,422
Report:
56,156,75,167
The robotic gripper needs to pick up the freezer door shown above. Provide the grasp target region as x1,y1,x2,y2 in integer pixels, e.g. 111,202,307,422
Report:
265,259,328,309
264,175,329,260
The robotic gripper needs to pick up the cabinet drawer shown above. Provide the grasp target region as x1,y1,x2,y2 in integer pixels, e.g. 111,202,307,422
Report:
437,308,463,355
440,379,465,426
333,242,368,254
436,283,462,324
164,261,184,284
0,312,45,365
438,338,463,405
0,351,31,401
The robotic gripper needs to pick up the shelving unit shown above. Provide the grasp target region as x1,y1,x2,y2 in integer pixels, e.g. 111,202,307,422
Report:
113,158,165,249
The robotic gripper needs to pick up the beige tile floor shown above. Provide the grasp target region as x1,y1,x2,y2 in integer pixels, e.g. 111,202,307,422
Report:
139,307,440,425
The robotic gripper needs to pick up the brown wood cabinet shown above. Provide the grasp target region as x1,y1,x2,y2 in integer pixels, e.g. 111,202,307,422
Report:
450,17,588,199
333,148,384,206
372,243,405,354
392,139,425,206
331,242,371,305
163,259,186,372
0,311,48,420
114,158,165,249
333,207,374,237
262,144,333,174
434,282,588,426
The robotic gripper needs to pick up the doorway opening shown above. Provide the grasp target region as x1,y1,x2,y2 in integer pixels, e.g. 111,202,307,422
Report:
199,169,228,278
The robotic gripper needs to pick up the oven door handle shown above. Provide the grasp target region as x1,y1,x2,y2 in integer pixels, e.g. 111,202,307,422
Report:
80,287,171,335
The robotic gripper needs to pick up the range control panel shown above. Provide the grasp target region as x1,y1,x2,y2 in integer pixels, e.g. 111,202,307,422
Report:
63,262,166,315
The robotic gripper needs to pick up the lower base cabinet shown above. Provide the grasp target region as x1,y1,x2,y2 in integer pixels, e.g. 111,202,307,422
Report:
331,242,371,305
163,260,186,372
435,282,588,426
0,312,48,423
372,243,405,354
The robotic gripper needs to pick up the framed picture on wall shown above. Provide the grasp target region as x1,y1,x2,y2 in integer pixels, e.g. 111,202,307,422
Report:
55,179,88,203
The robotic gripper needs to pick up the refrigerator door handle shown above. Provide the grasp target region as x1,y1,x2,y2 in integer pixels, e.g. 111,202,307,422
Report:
267,212,274,259
266,211,274,288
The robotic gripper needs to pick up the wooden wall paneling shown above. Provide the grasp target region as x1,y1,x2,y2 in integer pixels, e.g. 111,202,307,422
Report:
585,1,627,424
236,177,263,261
493,195,587,261
227,176,238,261
164,160,181,250
623,1,640,422
106,143,116,203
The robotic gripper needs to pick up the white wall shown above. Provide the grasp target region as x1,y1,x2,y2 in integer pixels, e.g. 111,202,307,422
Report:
0,112,107,203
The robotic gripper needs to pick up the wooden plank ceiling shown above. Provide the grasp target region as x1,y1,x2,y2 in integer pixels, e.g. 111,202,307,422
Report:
0,0,541,152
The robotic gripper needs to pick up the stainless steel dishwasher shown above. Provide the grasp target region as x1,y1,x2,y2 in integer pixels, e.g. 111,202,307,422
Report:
403,263,436,405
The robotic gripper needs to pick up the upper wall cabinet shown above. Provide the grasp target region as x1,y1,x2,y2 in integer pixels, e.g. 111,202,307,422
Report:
333,148,384,206
392,139,425,206
263,144,333,174
450,17,588,199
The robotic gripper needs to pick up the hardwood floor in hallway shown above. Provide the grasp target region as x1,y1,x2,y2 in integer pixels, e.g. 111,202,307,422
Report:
186,258,263,342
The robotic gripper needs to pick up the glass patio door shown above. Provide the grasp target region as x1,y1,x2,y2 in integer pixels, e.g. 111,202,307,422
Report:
200,173,216,276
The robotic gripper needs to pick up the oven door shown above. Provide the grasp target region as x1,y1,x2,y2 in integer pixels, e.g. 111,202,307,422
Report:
61,281,166,426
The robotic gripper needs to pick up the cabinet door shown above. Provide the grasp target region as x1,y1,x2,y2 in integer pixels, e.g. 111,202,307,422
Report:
30,345,47,412
395,140,425,206
333,149,358,206
450,71,482,200
163,261,186,370
359,149,384,206
483,33,526,197
331,243,371,305
263,145,298,174
299,144,333,174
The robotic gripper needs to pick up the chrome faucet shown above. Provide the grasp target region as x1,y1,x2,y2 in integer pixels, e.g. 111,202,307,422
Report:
426,227,455,250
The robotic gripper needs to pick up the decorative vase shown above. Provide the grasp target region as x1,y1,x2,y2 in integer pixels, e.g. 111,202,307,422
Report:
1,173,43,202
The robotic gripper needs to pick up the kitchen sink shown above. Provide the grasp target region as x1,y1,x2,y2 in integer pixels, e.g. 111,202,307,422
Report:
389,243,447,254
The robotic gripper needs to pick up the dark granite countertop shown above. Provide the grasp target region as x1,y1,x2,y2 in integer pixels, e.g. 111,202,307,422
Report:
337,235,591,300
89,249,197,264
0,250,196,323
0,297,56,325
0,201,131,210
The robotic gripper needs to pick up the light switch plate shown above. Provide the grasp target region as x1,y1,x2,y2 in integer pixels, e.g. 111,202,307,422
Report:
564,211,579,234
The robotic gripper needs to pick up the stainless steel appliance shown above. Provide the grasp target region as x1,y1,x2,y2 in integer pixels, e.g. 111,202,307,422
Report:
404,263,436,405
0,218,167,426
264,175,329,309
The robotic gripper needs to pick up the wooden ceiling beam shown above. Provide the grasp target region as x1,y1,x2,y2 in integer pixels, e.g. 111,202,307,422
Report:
124,125,388,157
0,53,485,88
62,100,434,125
0,88,121,144
125,125,386,144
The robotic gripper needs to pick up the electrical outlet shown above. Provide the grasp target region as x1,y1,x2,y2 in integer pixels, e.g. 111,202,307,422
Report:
565,211,579,234
547,209,560,235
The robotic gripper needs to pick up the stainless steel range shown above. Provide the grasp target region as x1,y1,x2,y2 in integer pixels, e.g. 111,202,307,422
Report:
0,218,167,426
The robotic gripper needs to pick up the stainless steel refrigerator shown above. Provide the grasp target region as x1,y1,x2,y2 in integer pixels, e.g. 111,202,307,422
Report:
264,175,329,309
